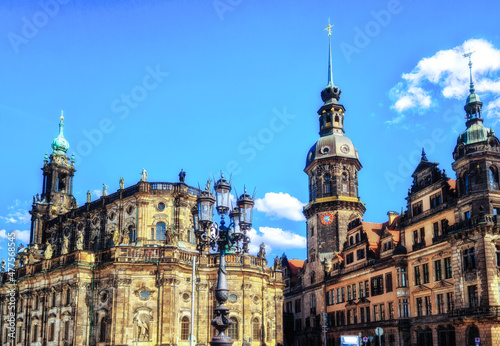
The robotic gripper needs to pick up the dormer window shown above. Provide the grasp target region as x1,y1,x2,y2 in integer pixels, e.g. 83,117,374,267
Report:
412,201,423,216
430,193,442,208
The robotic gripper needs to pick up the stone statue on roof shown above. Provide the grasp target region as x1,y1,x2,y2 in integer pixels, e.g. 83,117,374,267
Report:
103,184,108,197
0,259,5,272
141,168,148,182
205,179,212,192
61,235,69,255
87,190,91,203
179,169,186,183
119,177,125,190
257,243,266,259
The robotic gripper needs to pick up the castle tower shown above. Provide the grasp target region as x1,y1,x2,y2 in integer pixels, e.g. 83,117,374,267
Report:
30,113,76,244
303,24,365,267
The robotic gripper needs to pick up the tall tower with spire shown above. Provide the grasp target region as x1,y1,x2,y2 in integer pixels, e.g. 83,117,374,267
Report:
30,113,77,244
303,23,365,269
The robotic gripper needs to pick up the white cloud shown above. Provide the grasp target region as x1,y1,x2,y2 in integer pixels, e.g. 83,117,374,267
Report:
254,192,306,222
0,200,31,224
388,38,500,123
247,226,306,255
93,189,103,198
0,229,30,244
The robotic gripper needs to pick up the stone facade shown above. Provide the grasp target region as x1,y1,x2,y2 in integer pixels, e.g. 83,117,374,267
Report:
0,117,284,346
283,41,500,346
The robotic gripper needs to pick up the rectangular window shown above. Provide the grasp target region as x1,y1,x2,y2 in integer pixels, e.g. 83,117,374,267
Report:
365,280,370,297
33,325,38,343
374,305,380,321
347,309,352,325
425,296,432,315
399,299,409,318
416,297,423,317
386,273,393,292
360,306,365,323
388,302,394,320
370,275,384,296
357,248,365,260
435,260,442,281
341,287,345,302
468,285,478,308
446,292,454,312
365,306,370,322
347,286,352,301
17,327,22,343
433,222,439,237
66,290,71,305
346,252,354,264
420,228,425,243
352,284,356,300
414,266,421,286
423,263,429,284
359,282,364,298
380,303,385,320
441,219,448,234
437,294,444,314
464,211,471,220
413,230,419,244
464,248,476,270
444,257,452,279
337,288,341,303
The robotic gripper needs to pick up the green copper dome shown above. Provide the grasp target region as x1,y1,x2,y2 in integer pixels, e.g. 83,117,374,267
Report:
466,91,481,105
458,118,491,145
51,114,69,155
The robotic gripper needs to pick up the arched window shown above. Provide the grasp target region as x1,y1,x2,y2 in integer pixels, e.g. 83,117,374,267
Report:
181,316,190,340
490,167,498,189
325,115,332,126
355,233,360,243
129,225,136,243
63,320,70,341
154,222,166,241
99,318,106,342
350,236,354,245
342,172,349,193
32,325,38,343
464,172,469,194
324,174,331,196
228,317,239,340
252,317,260,341
49,322,55,341
334,115,339,126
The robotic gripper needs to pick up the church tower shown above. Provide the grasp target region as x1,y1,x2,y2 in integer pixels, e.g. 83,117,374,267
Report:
303,25,365,266
30,113,76,244
452,54,500,217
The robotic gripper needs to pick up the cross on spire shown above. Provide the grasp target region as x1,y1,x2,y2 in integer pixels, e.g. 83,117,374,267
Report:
324,19,334,87
324,18,334,37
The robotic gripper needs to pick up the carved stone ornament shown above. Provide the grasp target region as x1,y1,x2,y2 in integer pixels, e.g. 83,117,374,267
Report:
464,270,477,282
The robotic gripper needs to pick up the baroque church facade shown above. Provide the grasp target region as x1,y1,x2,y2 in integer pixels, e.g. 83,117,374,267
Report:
282,35,500,346
0,115,284,345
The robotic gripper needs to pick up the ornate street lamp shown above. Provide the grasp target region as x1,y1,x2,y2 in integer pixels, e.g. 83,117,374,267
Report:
194,175,254,346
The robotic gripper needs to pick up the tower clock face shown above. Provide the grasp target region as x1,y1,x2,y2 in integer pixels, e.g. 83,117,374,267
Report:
321,212,334,225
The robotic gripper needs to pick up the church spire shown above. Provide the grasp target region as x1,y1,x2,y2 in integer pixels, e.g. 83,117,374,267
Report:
320,20,341,106
324,19,334,87
463,52,482,119
51,111,70,156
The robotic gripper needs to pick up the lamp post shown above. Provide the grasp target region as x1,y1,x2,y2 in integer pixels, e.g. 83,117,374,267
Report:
194,175,254,346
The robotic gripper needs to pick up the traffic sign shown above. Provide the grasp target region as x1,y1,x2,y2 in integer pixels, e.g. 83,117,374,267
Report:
363,337,368,342
375,327,384,336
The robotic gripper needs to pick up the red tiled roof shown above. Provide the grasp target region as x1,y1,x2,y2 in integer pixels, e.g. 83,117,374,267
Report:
448,178,456,190
288,259,304,275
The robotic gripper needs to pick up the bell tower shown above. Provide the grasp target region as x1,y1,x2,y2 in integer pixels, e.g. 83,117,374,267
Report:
452,53,500,218
30,113,77,244
303,24,365,267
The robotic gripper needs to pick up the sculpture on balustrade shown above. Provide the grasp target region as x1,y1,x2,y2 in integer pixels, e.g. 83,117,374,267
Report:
119,176,125,190
179,169,186,183
122,228,130,245
112,228,121,246
141,168,148,182
274,256,282,270
44,241,53,260
103,184,108,197
257,242,266,259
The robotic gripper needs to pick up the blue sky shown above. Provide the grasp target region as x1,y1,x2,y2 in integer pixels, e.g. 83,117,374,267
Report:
1,0,500,264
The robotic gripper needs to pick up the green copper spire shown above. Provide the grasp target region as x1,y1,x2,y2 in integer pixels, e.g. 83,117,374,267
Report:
463,52,483,119
51,111,70,155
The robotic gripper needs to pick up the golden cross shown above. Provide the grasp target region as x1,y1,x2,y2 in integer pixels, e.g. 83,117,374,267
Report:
324,19,334,37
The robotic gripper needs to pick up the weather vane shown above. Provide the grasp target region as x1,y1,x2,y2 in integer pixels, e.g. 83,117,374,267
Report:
324,18,333,37
463,51,475,68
